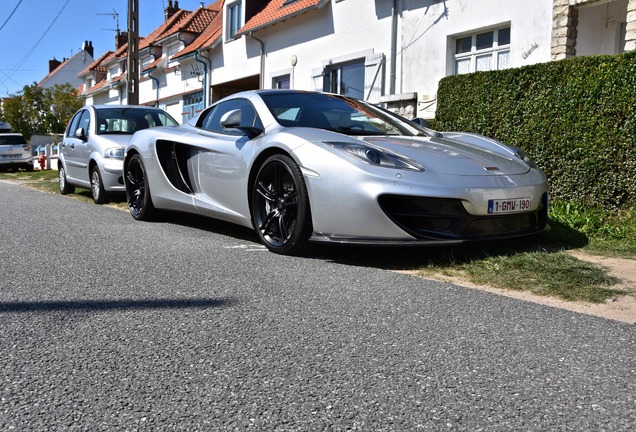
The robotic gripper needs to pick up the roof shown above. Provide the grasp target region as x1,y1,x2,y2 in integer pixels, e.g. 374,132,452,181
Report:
172,1,223,60
38,49,93,87
236,0,329,36
78,51,113,78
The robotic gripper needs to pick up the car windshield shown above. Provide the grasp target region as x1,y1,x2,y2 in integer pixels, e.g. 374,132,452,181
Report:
0,135,27,145
96,108,178,135
261,92,425,136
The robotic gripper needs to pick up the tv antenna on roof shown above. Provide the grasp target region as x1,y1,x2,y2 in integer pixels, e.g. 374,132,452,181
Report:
97,9,120,35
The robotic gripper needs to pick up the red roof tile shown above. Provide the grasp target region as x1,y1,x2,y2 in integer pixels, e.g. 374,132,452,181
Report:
173,2,223,59
237,0,329,36
78,51,113,77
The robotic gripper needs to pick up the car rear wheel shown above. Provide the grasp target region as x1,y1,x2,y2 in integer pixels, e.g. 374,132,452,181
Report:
251,154,312,255
90,166,108,204
59,165,75,195
125,153,156,221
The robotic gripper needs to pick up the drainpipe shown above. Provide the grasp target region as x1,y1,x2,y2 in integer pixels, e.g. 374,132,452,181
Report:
194,51,209,106
390,0,398,95
249,32,265,89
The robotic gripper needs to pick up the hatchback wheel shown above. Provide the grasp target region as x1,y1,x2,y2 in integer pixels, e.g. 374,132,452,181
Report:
90,166,108,204
59,165,75,194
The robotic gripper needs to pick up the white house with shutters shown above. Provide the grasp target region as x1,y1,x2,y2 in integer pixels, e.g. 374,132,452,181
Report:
78,0,636,122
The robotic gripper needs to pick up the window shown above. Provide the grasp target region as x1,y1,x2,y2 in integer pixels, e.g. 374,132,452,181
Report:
324,60,365,99
273,75,291,89
454,27,510,75
66,111,83,137
227,1,242,39
183,92,204,123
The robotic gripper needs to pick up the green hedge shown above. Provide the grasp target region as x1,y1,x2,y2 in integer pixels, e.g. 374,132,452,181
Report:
433,52,636,210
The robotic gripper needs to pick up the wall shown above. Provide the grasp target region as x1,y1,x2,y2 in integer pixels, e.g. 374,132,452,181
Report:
399,0,553,118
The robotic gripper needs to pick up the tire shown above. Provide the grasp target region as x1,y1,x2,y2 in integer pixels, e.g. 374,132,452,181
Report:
59,165,75,195
90,165,108,204
251,154,312,255
124,153,156,221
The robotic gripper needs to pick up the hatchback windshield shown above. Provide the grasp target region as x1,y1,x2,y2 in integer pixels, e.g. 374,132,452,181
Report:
261,92,424,136
96,108,178,135
0,135,27,145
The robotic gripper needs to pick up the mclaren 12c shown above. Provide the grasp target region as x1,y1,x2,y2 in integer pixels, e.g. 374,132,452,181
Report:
123,90,548,255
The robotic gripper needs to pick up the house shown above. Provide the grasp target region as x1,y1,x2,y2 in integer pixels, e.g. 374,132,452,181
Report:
38,41,95,92
78,0,636,121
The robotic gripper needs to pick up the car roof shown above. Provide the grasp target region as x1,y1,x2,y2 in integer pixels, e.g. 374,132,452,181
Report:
86,105,168,111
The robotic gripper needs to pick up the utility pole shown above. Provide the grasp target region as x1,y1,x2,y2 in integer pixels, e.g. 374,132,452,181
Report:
127,0,139,105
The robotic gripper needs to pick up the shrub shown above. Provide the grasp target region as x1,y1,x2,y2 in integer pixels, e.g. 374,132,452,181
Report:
434,52,636,210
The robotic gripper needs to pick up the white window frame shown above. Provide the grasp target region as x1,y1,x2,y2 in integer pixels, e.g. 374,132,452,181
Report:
453,26,511,75
225,0,243,41
311,50,385,102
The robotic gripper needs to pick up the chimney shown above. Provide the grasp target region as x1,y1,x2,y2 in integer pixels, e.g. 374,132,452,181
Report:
165,0,180,21
82,40,94,58
48,58,62,73
116,31,128,49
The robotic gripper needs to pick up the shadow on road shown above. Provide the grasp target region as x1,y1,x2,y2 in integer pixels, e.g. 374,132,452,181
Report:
0,297,238,314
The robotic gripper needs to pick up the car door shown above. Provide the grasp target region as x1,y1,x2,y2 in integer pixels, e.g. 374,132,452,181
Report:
62,109,91,185
193,99,262,217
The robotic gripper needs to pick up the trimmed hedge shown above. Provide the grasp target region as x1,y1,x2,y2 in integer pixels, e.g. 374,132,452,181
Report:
433,52,636,210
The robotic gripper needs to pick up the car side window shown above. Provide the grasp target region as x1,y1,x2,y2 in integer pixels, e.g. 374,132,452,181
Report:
200,99,263,135
66,111,82,138
78,110,91,136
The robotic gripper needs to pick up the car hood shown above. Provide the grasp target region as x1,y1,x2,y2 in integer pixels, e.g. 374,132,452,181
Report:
359,134,530,176
92,133,133,148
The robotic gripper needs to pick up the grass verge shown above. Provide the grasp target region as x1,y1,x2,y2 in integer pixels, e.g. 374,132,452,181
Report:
2,169,634,304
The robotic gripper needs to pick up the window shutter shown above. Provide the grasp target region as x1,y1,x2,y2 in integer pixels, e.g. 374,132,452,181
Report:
311,67,327,92
364,53,384,102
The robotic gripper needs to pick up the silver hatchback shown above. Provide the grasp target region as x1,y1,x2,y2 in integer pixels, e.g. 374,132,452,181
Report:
58,105,178,203
0,132,33,171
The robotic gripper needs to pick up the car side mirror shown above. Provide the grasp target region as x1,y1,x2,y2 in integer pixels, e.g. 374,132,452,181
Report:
220,109,263,139
75,127,88,142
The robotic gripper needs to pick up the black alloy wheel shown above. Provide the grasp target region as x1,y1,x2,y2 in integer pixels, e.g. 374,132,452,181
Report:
124,153,156,221
251,154,312,255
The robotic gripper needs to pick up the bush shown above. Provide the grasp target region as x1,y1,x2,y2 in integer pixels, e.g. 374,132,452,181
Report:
434,52,636,210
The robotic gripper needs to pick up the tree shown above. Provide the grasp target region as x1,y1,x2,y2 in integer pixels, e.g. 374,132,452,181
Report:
0,83,83,140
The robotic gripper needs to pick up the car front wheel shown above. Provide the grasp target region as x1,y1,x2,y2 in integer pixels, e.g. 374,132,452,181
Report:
90,166,108,204
59,165,75,195
251,154,312,255
124,153,156,221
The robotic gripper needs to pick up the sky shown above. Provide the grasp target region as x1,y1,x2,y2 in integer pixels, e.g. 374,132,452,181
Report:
0,0,208,98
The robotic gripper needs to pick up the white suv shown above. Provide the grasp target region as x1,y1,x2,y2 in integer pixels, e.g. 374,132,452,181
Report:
0,128,33,171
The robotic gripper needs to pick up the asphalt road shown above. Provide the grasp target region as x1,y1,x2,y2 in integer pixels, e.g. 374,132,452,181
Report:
1,181,635,431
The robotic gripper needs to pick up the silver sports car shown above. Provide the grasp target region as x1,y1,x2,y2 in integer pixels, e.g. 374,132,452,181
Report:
124,90,548,255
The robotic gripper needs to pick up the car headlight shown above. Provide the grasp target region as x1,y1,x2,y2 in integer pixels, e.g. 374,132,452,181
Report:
325,141,424,171
511,146,537,168
104,147,125,160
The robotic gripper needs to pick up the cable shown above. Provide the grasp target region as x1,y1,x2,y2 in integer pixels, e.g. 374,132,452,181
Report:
7,0,72,79
0,0,23,32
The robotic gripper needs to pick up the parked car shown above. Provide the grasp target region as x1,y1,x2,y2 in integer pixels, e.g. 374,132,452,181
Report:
0,132,33,171
59,105,178,203
123,90,548,255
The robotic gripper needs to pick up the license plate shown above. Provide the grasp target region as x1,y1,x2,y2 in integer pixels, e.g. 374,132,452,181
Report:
488,197,531,214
